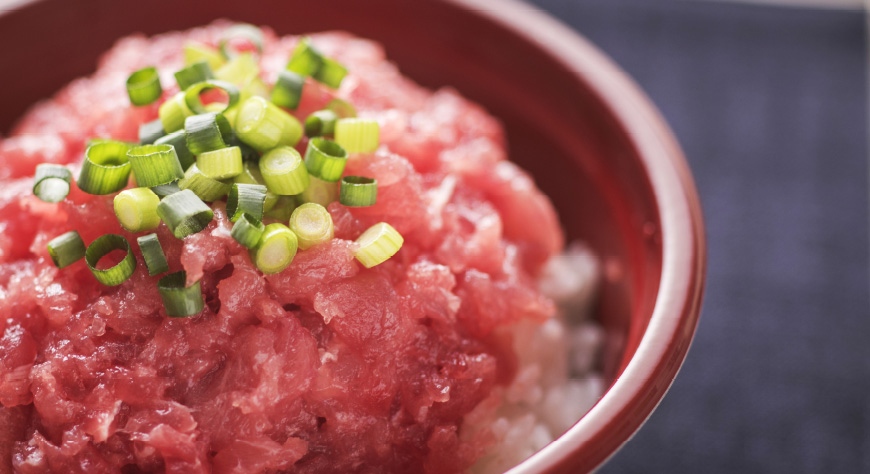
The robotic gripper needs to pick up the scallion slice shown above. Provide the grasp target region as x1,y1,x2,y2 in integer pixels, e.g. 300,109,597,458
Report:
150,181,182,197
197,146,243,180
33,164,72,203
252,223,298,274
47,231,86,269
286,37,324,77
137,233,169,276
304,109,338,138
159,92,195,133
178,164,232,202
78,141,132,195
264,195,297,221
259,146,309,195
314,57,348,89
234,160,278,212
231,213,265,248
289,203,334,250
127,144,184,188
354,222,403,268
304,137,347,182
334,118,380,153
126,67,162,106
234,96,302,151
215,52,260,86
175,60,214,91
339,176,377,207
154,130,195,170
220,24,263,59
183,80,240,115
300,175,339,207
226,183,267,222
184,41,226,70
158,271,204,317
114,187,161,232
139,119,166,145
271,70,304,110
156,189,214,239
326,98,357,119
184,112,233,155
85,234,137,286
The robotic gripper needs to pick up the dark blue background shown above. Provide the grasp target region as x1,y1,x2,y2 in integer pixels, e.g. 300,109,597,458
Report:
522,1,870,472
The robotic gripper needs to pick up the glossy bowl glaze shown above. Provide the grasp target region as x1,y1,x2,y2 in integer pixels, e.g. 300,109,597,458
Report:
0,0,705,472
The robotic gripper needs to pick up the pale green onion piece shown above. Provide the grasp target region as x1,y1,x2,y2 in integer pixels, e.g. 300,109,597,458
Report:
178,164,232,202
150,181,182,197
158,271,204,317
234,160,278,212
184,112,233,156
197,146,243,180
304,109,338,138
127,144,184,188
184,41,226,70
47,231,86,269
289,203,334,250
339,176,377,207
85,234,137,286
137,233,169,276
154,130,195,170
220,24,263,59
286,37,324,77
234,96,302,151
114,187,161,232
126,67,162,106
183,80,240,115
259,146,309,195
231,213,265,248
326,98,357,118
78,141,132,195
314,57,348,89
300,176,338,207
252,223,298,274
354,222,403,268
271,70,304,110
304,137,347,182
139,119,166,145
226,183,266,222
228,74,271,128
156,189,214,239
159,92,194,133
33,164,72,203
334,118,380,153
175,60,214,91
264,195,297,221
215,52,259,86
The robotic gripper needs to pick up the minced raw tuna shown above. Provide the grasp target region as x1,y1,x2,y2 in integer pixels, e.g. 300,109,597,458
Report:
0,22,563,474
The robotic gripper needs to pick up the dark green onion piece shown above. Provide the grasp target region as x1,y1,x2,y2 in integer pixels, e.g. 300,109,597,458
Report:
154,131,195,170
33,164,72,203
231,213,265,248
234,160,278,211
185,113,233,156
150,181,182,197
137,233,169,276
184,80,240,115
47,231,86,269
339,176,378,207
304,109,338,138
156,189,214,239
126,66,162,106
220,24,263,59
78,141,133,195
174,60,214,91
271,70,304,110
85,234,137,286
286,37,324,77
326,98,357,118
158,271,204,317
314,57,348,89
178,164,232,202
227,183,267,222
127,144,184,188
304,137,347,182
139,119,166,145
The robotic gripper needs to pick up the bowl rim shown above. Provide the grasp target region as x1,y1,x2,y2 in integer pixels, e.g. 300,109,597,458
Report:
442,0,707,472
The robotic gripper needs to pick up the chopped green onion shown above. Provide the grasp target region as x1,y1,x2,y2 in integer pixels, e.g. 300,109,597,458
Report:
137,233,169,276
300,176,339,207
354,222,403,268
183,80,240,115
234,96,302,151
47,231,86,269
227,74,270,128
126,67,162,106
78,141,132,195
85,234,137,286
234,160,278,212
156,189,214,239
252,223,298,274
286,37,324,77
326,98,357,118
271,70,304,110
33,164,72,203
334,118,380,153
114,187,161,232
150,181,182,197
264,196,297,221
304,109,338,138
304,137,347,182
215,53,259,86
231,213,265,248
226,183,267,222
339,176,377,207
259,146,309,195
220,24,263,59
158,271,204,317
184,112,233,155
127,144,184,188
174,60,214,91
178,164,232,202
139,119,166,145
314,57,348,89
184,41,226,70
197,146,243,180
154,130,195,170
159,92,194,133
289,203,334,250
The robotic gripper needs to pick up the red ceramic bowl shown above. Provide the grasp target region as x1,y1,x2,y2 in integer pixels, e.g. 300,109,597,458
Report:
0,0,705,472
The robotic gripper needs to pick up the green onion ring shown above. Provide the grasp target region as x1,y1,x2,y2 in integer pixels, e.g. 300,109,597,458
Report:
78,141,133,195
304,137,347,182
127,144,184,188
137,233,170,276
33,164,72,203
219,24,264,59
156,189,214,239
154,130,195,171
271,70,305,110
339,176,378,207
175,60,214,91
231,213,265,249
126,66,163,106
158,271,204,317
184,112,234,156
226,183,267,222
85,234,137,286
184,79,240,115
47,231,86,269
304,109,338,138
